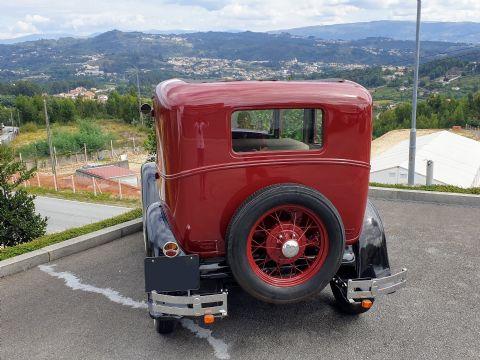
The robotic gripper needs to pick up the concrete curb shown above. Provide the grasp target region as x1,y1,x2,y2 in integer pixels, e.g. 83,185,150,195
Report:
369,186,480,207
0,218,142,278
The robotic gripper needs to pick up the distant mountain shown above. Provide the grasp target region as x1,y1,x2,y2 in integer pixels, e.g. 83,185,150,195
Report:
0,33,76,45
0,30,478,83
271,21,480,44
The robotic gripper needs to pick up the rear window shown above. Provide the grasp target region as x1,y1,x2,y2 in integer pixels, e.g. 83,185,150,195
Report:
231,109,323,153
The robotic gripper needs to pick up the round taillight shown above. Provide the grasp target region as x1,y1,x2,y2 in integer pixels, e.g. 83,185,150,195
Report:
162,242,179,257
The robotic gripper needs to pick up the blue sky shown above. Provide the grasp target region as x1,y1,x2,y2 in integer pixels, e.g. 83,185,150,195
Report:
1,0,479,39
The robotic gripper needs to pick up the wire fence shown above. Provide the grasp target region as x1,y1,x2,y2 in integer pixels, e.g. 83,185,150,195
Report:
16,139,145,172
465,124,480,134
19,172,141,199
16,146,146,176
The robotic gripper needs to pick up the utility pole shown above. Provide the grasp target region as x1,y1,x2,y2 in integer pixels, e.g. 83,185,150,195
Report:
10,109,14,127
136,69,144,126
408,0,422,186
16,109,21,128
43,97,57,189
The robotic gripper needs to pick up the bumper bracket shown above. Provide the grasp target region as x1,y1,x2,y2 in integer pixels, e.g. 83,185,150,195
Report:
346,268,408,300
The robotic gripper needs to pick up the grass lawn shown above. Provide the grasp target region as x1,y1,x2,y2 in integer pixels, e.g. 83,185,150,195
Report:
27,186,140,208
370,182,480,195
0,208,142,261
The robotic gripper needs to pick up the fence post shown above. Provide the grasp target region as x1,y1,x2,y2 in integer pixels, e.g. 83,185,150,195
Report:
94,178,103,194
53,146,59,168
111,140,114,159
118,179,123,199
53,173,58,191
92,177,97,196
75,152,79,163
19,152,23,162
84,143,88,164
36,173,40,187
71,175,76,193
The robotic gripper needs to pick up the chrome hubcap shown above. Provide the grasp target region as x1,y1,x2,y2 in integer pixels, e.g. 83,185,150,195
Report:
282,240,300,258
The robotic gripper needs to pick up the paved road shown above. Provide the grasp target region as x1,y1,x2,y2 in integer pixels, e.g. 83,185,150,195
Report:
34,196,130,233
0,126,18,144
1,199,479,360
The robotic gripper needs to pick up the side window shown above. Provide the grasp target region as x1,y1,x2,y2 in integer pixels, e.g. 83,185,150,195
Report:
232,108,324,153
232,110,274,134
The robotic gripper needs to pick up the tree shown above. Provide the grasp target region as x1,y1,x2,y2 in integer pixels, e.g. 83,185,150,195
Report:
0,146,47,247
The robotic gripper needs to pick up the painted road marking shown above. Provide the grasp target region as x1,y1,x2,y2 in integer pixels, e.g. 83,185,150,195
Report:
38,264,230,360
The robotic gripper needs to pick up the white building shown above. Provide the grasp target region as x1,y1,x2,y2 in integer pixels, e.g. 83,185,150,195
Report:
370,131,480,188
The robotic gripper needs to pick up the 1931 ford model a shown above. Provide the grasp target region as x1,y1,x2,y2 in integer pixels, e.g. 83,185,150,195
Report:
141,79,407,334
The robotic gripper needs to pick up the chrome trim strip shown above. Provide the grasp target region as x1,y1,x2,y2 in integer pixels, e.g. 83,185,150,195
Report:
159,158,370,180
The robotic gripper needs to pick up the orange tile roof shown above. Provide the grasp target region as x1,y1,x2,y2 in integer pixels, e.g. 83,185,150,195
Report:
81,165,136,179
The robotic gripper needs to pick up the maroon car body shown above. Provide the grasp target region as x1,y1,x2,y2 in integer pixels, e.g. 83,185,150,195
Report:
153,79,372,256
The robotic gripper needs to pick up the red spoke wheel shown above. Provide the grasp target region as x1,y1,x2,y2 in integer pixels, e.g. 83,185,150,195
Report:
247,205,329,287
227,184,345,304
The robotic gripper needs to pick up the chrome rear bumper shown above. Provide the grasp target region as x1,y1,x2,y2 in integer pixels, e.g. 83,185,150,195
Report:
346,268,407,301
149,290,228,317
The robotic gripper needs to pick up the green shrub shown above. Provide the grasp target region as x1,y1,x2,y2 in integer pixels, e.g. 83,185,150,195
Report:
17,120,113,157
0,146,47,247
20,122,39,132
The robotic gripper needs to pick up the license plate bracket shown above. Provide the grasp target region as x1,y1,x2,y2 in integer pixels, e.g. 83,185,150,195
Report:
144,255,200,292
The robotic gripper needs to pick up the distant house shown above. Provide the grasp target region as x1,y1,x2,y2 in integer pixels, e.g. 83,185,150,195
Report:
76,164,138,187
370,131,480,188
81,91,95,100
97,94,109,103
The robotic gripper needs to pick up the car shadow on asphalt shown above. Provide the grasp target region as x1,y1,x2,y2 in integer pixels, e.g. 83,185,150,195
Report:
219,287,362,328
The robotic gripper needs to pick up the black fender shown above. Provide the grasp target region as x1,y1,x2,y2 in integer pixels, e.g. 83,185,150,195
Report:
145,202,184,257
141,162,160,255
141,162,183,257
141,162,160,211
356,199,391,279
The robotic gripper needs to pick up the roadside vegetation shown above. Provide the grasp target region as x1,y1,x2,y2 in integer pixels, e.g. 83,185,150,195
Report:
0,146,47,247
370,182,480,195
0,81,151,160
0,208,142,261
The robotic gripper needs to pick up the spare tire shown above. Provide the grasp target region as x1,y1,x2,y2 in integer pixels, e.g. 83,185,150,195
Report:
227,183,345,304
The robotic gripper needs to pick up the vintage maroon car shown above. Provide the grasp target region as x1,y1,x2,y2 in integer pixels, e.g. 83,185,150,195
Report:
141,79,407,334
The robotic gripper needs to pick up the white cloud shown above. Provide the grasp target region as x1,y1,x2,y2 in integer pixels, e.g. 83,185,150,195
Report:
0,0,480,39
25,14,50,23
13,20,38,34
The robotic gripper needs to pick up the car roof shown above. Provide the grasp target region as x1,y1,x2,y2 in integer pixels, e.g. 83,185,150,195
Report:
155,79,372,110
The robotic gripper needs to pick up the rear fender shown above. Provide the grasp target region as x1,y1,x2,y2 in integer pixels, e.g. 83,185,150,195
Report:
145,202,184,257
356,199,391,279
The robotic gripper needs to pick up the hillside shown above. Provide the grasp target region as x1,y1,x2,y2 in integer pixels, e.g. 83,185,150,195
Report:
0,30,477,83
271,21,480,43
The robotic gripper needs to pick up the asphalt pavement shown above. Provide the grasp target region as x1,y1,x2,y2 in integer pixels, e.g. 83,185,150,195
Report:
1,199,479,359
34,196,130,233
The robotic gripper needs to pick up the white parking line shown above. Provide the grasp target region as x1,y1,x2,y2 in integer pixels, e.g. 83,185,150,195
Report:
38,264,230,360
